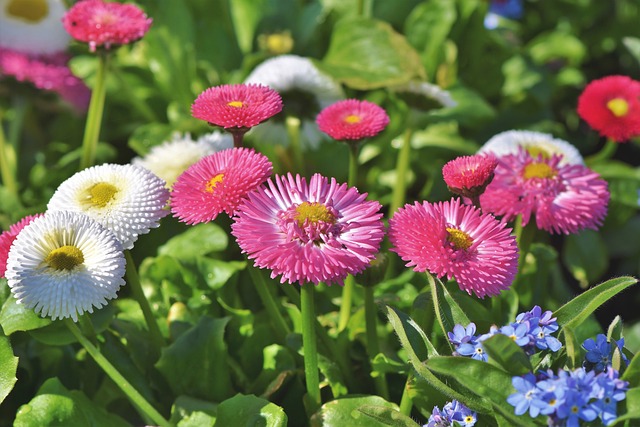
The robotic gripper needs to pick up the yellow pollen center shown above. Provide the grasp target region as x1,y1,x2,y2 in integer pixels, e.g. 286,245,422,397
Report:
205,173,224,193
446,228,473,250
465,416,474,423
295,202,335,227
344,114,362,124
523,162,557,180
227,101,244,108
45,245,84,271
6,0,48,23
525,145,551,160
263,32,294,55
607,98,629,117
89,182,118,208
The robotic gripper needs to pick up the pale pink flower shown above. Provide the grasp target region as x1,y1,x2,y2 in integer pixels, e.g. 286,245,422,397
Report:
316,99,389,141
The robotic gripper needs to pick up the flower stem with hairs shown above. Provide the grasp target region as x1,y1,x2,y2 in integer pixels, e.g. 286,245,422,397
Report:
286,115,306,175
390,128,413,215
364,285,390,399
79,52,110,170
301,282,321,414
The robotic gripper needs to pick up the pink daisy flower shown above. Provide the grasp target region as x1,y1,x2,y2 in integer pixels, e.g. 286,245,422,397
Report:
577,75,640,142
316,99,389,141
480,148,610,235
0,214,43,278
62,0,152,52
171,147,273,224
231,173,385,286
389,198,518,298
442,154,498,199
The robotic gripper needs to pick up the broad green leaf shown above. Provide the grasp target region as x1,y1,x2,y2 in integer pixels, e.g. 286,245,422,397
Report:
320,17,425,89
315,395,399,426
28,305,117,346
0,333,18,404
527,31,586,66
215,394,287,426
158,223,228,260
196,258,245,290
554,276,638,330
318,354,348,398
0,294,50,335
622,352,640,387
128,123,175,156
356,405,421,427
429,274,470,349
562,230,609,288
610,387,640,425
623,37,640,66
171,395,218,426
561,326,579,370
13,378,130,427
385,306,435,365
156,316,233,401
229,0,266,53
481,334,533,376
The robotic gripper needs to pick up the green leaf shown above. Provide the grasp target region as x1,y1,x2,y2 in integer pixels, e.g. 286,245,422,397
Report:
0,332,18,404
215,394,287,426
229,0,266,54
554,276,638,330
156,316,233,401
611,387,640,425
318,354,348,398
28,305,117,346
320,17,425,89
481,334,533,376
0,294,51,335
195,258,246,290
356,405,421,427
623,37,640,66
13,378,130,427
562,230,609,288
429,274,470,347
315,395,399,426
128,123,175,156
385,305,435,365
171,395,218,427
158,223,228,261
622,352,640,387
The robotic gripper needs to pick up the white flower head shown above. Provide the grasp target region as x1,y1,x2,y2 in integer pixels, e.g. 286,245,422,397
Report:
0,0,70,55
132,132,232,188
47,164,170,250
5,211,126,321
244,54,344,149
478,130,585,166
390,80,457,108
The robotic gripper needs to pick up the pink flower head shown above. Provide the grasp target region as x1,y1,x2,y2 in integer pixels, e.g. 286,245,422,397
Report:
389,198,518,298
0,214,43,278
171,147,273,224
480,148,610,234
232,173,385,286
191,84,284,131
316,99,389,141
442,154,498,199
62,0,152,52
577,75,640,142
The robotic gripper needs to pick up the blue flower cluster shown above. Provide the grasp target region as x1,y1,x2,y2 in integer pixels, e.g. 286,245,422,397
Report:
484,0,524,29
583,334,629,373
507,366,628,426
425,400,477,427
447,306,562,362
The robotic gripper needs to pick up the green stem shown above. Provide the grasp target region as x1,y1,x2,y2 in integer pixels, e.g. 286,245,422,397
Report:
356,0,373,18
364,286,389,399
0,112,18,196
337,274,355,332
585,138,617,166
125,251,164,356
513,214,535,275
286,116,306,176
398,374,413,416
231,130,246,148
247,264,291,343
347,143,360,188
390,128,413,215
65,319,173,427
79,53,110,170
301,282,321,414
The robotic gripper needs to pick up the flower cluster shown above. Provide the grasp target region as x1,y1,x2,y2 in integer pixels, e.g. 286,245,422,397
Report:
582,334,629,373
448,306,562,361
425,400,477,427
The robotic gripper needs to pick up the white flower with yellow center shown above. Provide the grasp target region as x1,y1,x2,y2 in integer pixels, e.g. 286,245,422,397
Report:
390,80,457,108
244,54,345,149
5,211,126,321
478,130,584,166
132,132,233,188
47,164,170,250
0,0,70,55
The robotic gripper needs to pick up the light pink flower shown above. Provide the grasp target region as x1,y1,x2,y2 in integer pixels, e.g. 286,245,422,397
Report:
62,0,152,52
480,148,610,234
389,198,518,298
232,173,385,285
170,148,273,224
442,154,498,199
316,99,389,141
0,214,43,278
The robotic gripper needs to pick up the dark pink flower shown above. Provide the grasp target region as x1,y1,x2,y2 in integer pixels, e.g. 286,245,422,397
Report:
62,0,152,52
316,99,389,141
442,154,498,199
0,214,43,278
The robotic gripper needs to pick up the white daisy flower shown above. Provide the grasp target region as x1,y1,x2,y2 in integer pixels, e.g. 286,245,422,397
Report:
390,80,457,108
5,211,126,321
47,164,170,250
132,131,232,188
244,54,344,149
478,130,584,166
0,0,70,55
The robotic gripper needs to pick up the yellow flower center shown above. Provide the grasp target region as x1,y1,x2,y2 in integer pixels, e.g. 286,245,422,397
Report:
465,416,474,423
523,162,557,180
227,101,244,108
45,245,84,271
606,98,629,117
89,182,118,208
344,114,362,124
6,0,48,23
260,32,294,55
205,173,224,193
295,202,335,227
446,228,473,250
525,145,551,160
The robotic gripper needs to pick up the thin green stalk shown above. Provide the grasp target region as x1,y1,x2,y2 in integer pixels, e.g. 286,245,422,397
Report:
125,251,164,356
585,138,617,166
398,374,413,415
347,143,360,188
301,282,321,414
513,214,535,275
0,112,18,196
286,116,306,176
65,319,173,427
364,286,389,399
80,53,110,170
390,128,413,215
356,0,373,18
247,263,291,343
337,274,355,332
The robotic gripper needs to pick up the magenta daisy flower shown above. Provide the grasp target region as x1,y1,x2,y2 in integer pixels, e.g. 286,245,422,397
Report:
62,0,152,52
316,99,389,141
577,75,640,142
480,148,610,234
231,173,385,285
389,198,518,298
171,147,273,224
442,154,498,200
0,214,43,278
